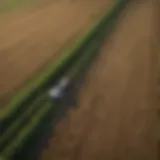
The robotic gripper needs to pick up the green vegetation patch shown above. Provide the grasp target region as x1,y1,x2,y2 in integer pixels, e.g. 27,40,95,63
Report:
0,0,37,13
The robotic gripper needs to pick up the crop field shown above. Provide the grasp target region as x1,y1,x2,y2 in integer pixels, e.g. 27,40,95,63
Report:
40,1,160,160
0,0,111,107
1,0,160,159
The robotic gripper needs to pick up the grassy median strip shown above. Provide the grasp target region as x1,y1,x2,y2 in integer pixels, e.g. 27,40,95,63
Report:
0,100,52,160
0,93,47,150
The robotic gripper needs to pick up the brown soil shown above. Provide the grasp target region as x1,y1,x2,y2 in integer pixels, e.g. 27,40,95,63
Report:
0,0,111,106
41,1,160,160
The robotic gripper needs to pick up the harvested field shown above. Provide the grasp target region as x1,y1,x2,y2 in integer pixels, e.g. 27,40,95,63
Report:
41,1,160,160
0,0,112,106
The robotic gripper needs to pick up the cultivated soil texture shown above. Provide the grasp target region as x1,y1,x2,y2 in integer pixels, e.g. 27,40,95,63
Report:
41,1,160,160
0,0,111,106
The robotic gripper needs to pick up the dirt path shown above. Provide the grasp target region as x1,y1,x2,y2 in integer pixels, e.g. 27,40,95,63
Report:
40,1,160,160
0,0,111,106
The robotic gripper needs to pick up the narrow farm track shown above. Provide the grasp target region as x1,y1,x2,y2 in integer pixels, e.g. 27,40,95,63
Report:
0,0,111,106
41,1,160,160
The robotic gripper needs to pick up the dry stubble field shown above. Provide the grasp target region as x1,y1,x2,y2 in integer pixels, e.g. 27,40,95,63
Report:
0,0,111,106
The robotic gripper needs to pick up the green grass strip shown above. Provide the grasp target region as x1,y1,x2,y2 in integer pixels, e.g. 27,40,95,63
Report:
0,93,46,149
0,101,52,160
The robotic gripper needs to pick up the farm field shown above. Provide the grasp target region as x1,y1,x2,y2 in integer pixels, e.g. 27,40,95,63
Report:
0,0,112,106
40,1,160,160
